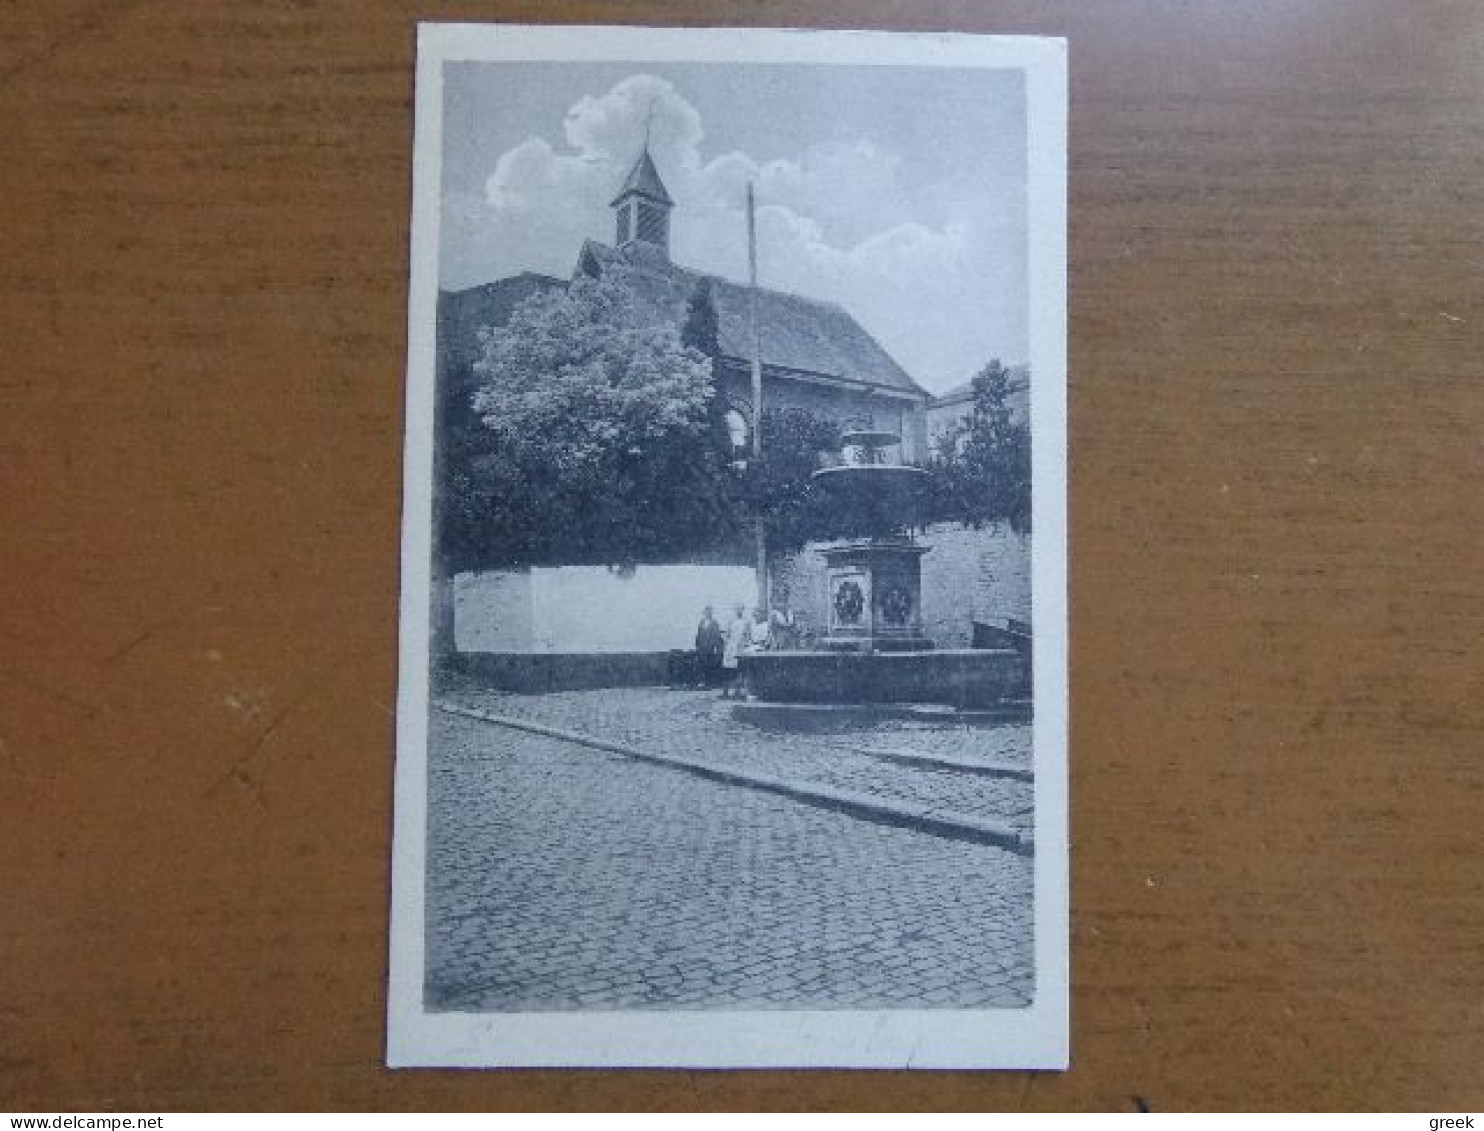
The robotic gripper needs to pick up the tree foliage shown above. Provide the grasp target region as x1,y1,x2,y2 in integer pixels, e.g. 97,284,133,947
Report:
740,407,842,553
680,277,720,359
441,267,735,571
433,268,1032,579
926,359,1032,533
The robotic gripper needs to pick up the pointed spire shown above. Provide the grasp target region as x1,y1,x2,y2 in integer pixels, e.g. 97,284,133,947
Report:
610,140,674,258
610,148,673,208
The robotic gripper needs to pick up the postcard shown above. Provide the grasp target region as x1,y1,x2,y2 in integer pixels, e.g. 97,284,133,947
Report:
390,22,1067,1068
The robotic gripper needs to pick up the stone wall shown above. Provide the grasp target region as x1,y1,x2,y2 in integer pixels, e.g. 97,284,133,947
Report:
770,522,1031,649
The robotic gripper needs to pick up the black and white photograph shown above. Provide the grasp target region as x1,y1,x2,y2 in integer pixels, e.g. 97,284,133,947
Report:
390,23,1067,1069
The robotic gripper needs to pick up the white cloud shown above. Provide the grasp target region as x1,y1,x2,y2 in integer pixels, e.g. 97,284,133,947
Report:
563,74,705,167
440,74,1024,390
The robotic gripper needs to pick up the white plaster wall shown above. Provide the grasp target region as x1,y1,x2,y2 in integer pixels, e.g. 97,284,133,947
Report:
453,570,533,653
455,564,757,653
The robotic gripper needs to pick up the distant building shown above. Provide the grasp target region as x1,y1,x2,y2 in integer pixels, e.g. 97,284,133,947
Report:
923,365,1031,456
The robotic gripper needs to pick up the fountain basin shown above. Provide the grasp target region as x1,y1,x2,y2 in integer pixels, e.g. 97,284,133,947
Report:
740,648,1029,709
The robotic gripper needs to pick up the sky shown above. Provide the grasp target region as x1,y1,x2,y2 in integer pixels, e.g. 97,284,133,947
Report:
439,60,1028,394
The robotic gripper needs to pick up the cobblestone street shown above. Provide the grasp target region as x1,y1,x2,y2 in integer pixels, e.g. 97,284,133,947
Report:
442,683,1035,837
426,692,1034,1012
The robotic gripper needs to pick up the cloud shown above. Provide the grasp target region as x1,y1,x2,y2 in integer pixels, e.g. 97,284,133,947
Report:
563,74,705,166
440,74,1024,390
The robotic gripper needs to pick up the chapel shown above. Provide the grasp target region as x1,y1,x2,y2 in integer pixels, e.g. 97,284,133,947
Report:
438,145,934,461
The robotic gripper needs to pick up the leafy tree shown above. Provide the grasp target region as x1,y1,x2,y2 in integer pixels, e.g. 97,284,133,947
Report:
927,359,1032,533
680,276,746,505
446,266,736,569
743,407,842,553
433,261,971,582
680,277,720,359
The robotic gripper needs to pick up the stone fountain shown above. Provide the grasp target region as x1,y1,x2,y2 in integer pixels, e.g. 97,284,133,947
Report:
738,428,1029,714
809,429,933,653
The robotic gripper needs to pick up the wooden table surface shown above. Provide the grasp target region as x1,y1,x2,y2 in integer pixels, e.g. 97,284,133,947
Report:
2,0,1481,1112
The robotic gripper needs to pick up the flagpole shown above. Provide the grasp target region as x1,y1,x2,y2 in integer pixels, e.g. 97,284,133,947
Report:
747,182,763,458
747,182,767,612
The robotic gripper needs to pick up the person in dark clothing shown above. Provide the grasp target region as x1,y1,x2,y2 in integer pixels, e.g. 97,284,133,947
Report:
694,605,725,689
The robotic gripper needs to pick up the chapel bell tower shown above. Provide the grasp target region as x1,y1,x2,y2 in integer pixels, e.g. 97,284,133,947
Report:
611,146,673,259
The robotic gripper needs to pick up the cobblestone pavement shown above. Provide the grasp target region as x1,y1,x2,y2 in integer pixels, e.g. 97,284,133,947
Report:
440,683,1034,835
426,711,1033,1011
849,717,1033,768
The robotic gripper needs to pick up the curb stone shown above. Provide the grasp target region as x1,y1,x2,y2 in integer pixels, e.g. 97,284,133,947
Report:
436,701,1030,856
840,742,1034,782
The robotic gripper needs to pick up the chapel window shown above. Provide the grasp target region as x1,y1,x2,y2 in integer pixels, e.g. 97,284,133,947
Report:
725,408,751,454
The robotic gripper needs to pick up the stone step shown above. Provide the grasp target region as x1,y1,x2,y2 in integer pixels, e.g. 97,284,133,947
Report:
835,741,1033,781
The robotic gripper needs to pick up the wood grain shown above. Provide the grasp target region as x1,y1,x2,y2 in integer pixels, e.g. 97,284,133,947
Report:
1,0,1481,1112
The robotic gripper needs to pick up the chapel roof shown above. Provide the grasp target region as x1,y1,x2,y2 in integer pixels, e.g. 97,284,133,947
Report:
436,272,566,371
577,239,927,398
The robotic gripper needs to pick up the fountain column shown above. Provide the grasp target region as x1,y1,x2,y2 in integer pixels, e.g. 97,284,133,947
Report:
811,430,934,654
818,539,932,652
